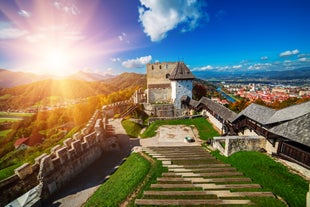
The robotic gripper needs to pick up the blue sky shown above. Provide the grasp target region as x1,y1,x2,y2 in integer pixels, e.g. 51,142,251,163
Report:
0,0,309,76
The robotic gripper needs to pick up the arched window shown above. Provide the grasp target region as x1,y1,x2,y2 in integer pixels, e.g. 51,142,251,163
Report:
166,73,170,79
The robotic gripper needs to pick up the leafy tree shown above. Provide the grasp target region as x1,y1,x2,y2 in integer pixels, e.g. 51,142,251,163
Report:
193,83,207,100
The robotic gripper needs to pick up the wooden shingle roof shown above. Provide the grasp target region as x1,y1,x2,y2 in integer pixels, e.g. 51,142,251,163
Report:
169,62,195,80
197,97,237,122
269,113,310,147
232,103,276,124
267,101,310,124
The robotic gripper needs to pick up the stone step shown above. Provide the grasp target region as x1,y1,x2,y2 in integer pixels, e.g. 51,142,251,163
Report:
158,177,251,183
143,190,274,198
163,164,231,168
168,167,237,173
162,171,244,177
149,154,213,158
151,183,260,190
195,183,261,190
135,199,253,206
161,157,217,161
151,183,199,189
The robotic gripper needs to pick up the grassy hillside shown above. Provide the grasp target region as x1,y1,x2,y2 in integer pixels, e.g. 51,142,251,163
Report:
0,73,146,110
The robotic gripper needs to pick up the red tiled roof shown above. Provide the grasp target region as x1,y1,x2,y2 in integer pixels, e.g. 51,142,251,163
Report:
14,137,29,148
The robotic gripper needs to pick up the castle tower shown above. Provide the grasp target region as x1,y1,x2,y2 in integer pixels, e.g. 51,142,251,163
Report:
169,62,195,110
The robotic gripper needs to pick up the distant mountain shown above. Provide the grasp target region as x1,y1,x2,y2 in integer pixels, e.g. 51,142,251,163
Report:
0,69,116,88
68,71,115,82
103,72,146,90
193,67,310,80
0,69,49,88
0,72,146,110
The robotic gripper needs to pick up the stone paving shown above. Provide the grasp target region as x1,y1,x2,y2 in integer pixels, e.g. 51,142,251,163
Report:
135,146,275,206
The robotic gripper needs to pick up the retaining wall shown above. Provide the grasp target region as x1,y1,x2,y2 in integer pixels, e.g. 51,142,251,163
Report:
213,136,266,157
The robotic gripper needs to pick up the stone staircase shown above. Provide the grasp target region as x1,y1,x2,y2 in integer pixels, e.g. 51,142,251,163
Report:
121,104,139,118
135,146,275,206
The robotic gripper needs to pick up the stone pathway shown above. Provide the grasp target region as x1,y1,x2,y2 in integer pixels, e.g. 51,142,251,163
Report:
135,146,275,206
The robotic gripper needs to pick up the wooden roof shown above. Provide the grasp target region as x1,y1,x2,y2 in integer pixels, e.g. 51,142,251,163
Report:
232,103,276,124
196,97,237,122
269,113,310,147
233,101,310,147
169,62,195,80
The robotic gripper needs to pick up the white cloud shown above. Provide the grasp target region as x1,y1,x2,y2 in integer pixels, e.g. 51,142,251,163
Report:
54,0,80,15
261,56,268,60
279,49,300,57
192,65,213,71
122,55,152,68
111,57,121,62
298,57,307,62
232,65,242,69
138,0,207,41
18,10,31,18
0,22,27,39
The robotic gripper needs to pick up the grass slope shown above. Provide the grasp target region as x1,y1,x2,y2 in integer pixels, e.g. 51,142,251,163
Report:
141,117,219,140
212,150,308,207
85,153,150,207
121,119,142,138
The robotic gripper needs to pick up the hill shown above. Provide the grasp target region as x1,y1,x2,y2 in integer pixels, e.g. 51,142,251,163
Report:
0,69,116,88
103,72,146,90
0,73,146,110
68,71,115,81
193,67,310,81
0,69,50,88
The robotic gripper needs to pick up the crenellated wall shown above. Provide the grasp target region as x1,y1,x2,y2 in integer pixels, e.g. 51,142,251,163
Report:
1,109,117,206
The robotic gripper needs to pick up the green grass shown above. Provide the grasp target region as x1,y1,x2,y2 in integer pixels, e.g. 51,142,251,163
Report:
121,119,143,137
0,112,34,117
128,154,167,206
0,118,22,123
85,153,151,207
0,163,22,180
0,129,12,137
140,117,219,140
212,150,308,207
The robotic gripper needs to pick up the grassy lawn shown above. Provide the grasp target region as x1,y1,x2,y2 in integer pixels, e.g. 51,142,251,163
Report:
0,118,22,123
85,153,151,207
121,119,143,137
140,117,219,140
212,150,308,207
0,129,12,137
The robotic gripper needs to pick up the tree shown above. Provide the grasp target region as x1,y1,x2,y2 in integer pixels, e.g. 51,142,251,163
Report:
193,83,207,100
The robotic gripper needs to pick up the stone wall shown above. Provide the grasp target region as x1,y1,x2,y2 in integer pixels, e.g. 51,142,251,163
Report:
203,109,223,131
146,62,176,85
0,109,111,206
213,136,266,157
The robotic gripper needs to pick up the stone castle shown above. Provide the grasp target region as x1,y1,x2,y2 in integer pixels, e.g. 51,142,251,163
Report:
142,61,195,117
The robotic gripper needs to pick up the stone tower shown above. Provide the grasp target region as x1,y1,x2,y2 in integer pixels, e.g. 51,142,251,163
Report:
146,61,195,114
169,62,195,110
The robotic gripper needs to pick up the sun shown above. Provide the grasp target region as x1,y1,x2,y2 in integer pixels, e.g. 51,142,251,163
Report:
42,49,71,76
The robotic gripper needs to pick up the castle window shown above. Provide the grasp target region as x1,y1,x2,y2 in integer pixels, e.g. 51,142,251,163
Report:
159,65,162,69
152,65,154,70
166,73,170,79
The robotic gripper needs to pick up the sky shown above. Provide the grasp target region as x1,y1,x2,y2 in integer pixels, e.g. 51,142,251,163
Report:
0,0,310,76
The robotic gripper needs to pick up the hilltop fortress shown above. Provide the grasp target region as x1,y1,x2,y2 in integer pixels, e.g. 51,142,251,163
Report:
142,61,195,117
